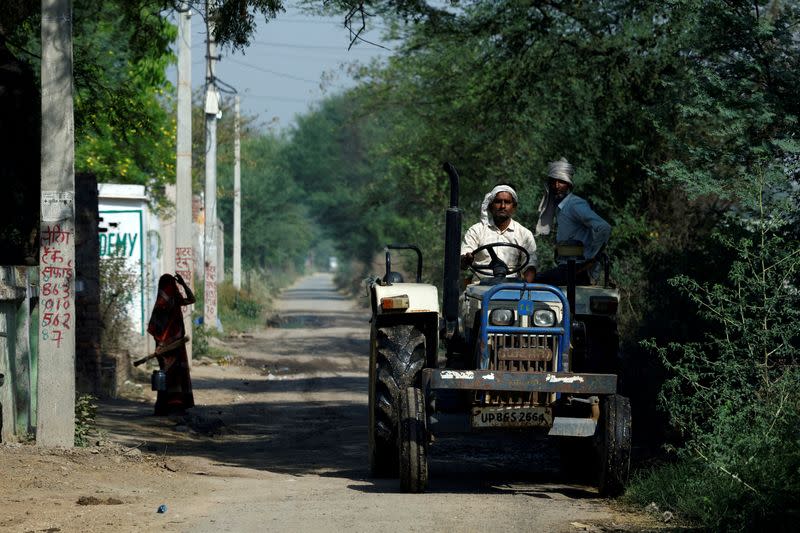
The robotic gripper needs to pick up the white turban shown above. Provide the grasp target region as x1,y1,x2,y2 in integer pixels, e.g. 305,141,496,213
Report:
537,158,574,235
480,185,518,226
547,158,574,185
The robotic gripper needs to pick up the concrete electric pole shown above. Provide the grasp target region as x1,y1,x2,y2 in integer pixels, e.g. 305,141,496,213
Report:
233,95,241,291
203,1,220,329
174,2,194,361
38,0,76,447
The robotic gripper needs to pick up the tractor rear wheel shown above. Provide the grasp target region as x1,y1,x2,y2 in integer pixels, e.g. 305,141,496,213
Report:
399,386,428,493
369,325,426,477
596,394,632,496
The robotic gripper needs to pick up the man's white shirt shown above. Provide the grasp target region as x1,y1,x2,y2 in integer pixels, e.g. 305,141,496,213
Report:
461,219,537,275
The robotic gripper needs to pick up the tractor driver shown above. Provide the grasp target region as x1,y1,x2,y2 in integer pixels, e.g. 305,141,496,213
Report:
535,158,611,285
460,183,538,282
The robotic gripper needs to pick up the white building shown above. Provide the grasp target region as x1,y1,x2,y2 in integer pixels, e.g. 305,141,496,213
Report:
97,184,162,351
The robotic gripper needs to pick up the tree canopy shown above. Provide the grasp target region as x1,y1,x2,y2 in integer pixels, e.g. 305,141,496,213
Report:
271,2,799,527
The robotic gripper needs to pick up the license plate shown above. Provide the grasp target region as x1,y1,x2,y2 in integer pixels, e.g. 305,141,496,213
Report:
471,406,553,428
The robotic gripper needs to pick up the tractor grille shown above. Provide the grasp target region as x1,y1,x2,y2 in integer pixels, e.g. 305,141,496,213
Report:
478,333,559,407
489,333,557,372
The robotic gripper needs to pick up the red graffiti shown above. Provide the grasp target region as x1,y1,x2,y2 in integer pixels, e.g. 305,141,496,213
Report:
41,265,73,280
175,247,193,258
40,224,75,348
175,247,195,318
175,247,194,282
40,224,72,246
204,263,217,320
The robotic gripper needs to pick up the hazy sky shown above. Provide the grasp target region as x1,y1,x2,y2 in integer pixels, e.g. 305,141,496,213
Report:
168,2,393,131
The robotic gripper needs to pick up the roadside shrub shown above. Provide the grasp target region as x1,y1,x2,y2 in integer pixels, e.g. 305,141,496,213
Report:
99,256,137,352
235,296,262,319
214,271,279,332
74,393,97,447
218,281,263,319
192,324,209,357
631,171,800,530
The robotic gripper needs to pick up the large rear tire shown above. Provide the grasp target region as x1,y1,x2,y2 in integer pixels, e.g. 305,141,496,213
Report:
596,394,632,496
399,386,428,493
369,325,426,477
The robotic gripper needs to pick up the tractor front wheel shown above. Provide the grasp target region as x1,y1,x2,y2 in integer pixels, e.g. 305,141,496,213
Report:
399,386,428,493
369,325,426,477
596,394,632,496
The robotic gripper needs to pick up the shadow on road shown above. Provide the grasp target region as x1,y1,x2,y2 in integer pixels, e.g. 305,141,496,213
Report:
95,274,601,498
97,383,598,499
279,288,351,301
266,313,368,330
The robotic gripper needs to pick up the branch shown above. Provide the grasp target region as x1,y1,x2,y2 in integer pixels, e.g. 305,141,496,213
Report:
345,2,367,51
763,246,800,273
745,391,789,466
693,445,759,495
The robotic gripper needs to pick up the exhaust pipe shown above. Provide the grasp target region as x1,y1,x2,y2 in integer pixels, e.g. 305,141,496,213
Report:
442,162,461,338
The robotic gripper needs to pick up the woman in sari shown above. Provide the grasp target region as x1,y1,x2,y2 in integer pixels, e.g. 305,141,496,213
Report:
147,273,195,416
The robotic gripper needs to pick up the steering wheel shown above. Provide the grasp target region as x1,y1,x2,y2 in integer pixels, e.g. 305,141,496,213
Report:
469,242,530,277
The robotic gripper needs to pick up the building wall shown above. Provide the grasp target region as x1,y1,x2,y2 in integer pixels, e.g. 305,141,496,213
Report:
97,184,160,356
75,173,102,395
0,267,31,442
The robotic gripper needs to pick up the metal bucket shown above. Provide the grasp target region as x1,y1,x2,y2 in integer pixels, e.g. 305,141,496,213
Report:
151,370,167,391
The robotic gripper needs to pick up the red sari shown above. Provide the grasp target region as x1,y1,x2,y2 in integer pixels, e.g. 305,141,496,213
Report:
147,275,194,416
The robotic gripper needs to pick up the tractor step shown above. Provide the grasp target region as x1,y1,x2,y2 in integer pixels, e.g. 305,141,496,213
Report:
548,416,598,437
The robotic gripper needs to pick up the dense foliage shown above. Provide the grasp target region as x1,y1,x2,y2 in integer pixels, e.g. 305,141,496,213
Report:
278,1,799,528
216,116,313,272
639,168,800,530
3,1,178,207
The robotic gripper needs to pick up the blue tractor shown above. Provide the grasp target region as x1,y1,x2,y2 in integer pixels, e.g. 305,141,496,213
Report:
367,163,631,494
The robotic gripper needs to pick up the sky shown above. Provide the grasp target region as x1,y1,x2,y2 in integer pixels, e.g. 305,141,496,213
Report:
167,2,394,131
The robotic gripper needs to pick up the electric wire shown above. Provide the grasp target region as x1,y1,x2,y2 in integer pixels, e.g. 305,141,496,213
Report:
250,40,386,52
224,58,321,84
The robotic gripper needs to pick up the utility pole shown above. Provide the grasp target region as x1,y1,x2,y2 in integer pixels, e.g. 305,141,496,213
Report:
38,0,76,447
233,95,242,290
203,0,220,329
174,2,194,361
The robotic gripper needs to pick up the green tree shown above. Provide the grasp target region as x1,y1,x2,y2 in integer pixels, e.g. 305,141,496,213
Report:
639,165,799,530
284,94,385,269
4,1,179,206
217,130,312,271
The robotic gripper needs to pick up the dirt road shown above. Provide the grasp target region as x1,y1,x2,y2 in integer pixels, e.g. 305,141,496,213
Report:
0,273,659,532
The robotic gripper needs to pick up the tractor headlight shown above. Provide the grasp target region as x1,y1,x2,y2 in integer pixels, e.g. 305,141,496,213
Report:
489,308,515,326
532,309,556,327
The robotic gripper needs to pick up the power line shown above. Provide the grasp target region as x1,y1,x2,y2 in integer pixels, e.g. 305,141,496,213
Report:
240,94,314,104
277,18,391,31
214,77,238,95
238,52,362,63
251,40,388,52
224,58,322,84
274,18,343,25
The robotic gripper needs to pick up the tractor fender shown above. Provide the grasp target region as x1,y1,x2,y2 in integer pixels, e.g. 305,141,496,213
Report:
371,282,440,317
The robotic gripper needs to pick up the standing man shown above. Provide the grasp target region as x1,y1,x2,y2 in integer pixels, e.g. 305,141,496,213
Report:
461,183,537,282
535,158,611,285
